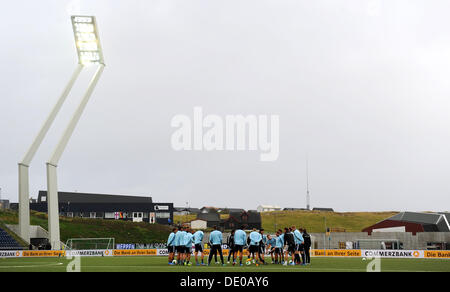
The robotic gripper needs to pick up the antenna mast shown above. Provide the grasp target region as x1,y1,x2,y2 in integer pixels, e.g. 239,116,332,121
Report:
306,158,310,210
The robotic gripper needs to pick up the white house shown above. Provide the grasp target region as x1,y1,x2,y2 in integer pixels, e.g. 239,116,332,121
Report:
257,205,282,212
190,219,208,229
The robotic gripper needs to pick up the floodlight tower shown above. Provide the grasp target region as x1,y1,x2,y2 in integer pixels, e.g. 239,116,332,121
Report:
45,16,105,249
17,26,91,243
18,66,83,243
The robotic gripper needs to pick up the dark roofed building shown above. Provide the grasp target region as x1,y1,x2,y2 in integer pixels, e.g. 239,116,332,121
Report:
363,211,450,235
197,213,220,228
189,208,201,214
219,208,246,214
187,208,200,214
31,191,172,225
222,211,261,230
38,190,152,204
174,207,201,216
312,207,334,212
440,213,450,225
390,212,448,232
200,207,219,214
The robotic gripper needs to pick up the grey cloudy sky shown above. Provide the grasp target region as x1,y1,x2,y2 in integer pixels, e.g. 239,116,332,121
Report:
1,0,450,212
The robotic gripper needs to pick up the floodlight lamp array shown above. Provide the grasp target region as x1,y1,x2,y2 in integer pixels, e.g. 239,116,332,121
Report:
71,16,104,66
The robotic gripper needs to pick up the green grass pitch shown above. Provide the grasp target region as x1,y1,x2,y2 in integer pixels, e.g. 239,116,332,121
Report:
0,256,449,272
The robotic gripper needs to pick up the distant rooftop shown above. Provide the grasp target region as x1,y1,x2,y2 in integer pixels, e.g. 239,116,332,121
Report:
363,211,450,234
38,190,152,204
312,207,334,212
174,207,201,213
258,205,282,209
387,211,449,231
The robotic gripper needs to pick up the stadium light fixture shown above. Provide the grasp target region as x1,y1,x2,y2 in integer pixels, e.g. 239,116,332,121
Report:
18,15,105,248
71,16,105,66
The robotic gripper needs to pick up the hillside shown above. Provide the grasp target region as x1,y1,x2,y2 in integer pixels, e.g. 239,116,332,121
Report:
260,210,398,233
174,210,398,233
0,210,398,246
0,210,171,244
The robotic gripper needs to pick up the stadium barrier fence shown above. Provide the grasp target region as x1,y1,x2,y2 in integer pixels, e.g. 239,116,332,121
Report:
1,249,449,259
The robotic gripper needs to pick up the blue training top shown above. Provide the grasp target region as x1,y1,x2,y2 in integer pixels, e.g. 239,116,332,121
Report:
267,237,276,247
234,229,247,245
184,232,194,247
249,231,262,246
209,230,223,245
193,230,204,245
293,229,304,245
167,232,176,246
174,230,184,246
275,236,283,248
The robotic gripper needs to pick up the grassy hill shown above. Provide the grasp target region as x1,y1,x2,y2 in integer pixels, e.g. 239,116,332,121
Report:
260,210,398,233
174,210,398,233
0,210,171,244
1,209,398,246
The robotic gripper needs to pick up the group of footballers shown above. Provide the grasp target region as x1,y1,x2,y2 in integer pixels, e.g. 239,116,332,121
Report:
167,226,205,266
166,224,311,266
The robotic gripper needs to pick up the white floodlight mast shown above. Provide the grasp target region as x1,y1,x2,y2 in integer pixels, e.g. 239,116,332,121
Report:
47,65,104,249
46,16,105,249
306,157,310,211
18,64,83,243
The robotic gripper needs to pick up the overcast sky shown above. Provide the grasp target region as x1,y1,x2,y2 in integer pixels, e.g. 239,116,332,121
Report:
1,0,450,212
